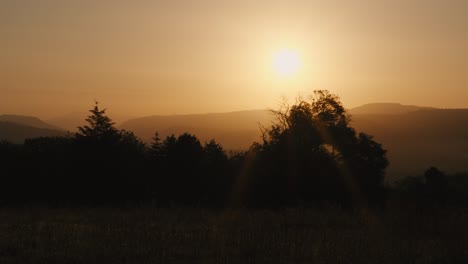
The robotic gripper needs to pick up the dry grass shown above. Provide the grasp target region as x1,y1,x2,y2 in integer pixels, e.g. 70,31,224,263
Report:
0,207,467,264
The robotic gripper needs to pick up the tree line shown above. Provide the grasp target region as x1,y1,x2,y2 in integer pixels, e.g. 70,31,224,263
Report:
1,91,466,207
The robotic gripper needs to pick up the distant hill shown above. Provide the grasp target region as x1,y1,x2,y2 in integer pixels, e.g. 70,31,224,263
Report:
121,104,468,181
349,103,434,115
0,121,66,144
0,115,61,130
0,115,66,143
47,112,135,132
351,109,468,180
120,110,274,150
46,112,88,132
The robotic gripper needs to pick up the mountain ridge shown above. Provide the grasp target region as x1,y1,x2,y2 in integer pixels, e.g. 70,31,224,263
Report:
0,115,62,131
0,121,66,144
348,103,435,115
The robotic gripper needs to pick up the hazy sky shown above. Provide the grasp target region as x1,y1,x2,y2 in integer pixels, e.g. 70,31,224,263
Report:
1,0,467,119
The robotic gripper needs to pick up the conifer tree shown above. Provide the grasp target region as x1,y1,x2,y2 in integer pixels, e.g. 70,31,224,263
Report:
149,131,163,159
76,101,119,141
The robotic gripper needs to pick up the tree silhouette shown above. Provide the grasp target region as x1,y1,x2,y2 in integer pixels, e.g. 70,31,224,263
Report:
76,101,120,143
74,102,144,150
149,131,163,160
394,167,455,207
68,102,146,203
202,139,230,205
424,166,447,203
247,90,388,207
204,139,228,164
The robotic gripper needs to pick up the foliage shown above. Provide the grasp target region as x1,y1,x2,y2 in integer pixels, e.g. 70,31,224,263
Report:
76,102,145,151
2,95,468,208
394,167,468,206
76,102,119,142
248,90,388,207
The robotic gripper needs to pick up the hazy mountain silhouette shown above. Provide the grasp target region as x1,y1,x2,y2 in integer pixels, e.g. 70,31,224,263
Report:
46,112,88,131
351,109,468,180
120,110,274,150
121,104,468,180
0,121,66,143
0,115,61,130
349,103,434,115
47,112,135,132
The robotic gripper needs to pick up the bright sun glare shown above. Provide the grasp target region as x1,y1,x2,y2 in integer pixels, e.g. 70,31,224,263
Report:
273,49,301,78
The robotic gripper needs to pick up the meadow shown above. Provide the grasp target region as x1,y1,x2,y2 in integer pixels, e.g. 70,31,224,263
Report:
0,207,467,264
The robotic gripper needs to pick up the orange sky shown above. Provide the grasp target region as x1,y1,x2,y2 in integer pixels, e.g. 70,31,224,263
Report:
1,0,467,119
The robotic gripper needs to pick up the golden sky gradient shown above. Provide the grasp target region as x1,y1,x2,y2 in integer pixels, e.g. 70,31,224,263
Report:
1,0,467,119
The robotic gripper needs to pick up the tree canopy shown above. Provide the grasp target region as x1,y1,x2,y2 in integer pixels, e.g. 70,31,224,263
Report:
247,90,389,207
77,102,119,141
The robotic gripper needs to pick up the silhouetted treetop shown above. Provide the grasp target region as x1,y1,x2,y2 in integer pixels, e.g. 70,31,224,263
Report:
76,101,119,141
311,90,349,127
204,139,228,163
72,102,145,161
251,90,388,206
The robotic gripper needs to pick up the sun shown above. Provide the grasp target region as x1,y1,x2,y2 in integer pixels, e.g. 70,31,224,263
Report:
272,49,301,78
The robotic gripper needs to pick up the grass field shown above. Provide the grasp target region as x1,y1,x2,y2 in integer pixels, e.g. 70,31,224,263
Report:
0,207,467,264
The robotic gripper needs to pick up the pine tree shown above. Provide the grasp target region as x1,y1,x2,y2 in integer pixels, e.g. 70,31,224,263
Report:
76,101,119,142
149,131,163,159
204,139,228,163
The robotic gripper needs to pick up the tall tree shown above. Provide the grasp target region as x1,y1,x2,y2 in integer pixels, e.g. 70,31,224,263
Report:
76,101,119,142
249,90,388,207
204,139,228,164
149,131,163,160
